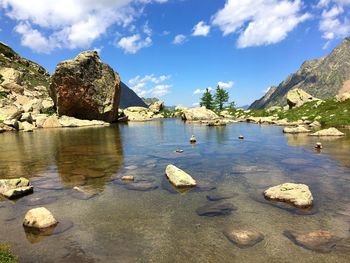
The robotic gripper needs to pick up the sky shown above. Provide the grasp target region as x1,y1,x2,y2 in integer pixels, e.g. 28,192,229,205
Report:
0,0,350,107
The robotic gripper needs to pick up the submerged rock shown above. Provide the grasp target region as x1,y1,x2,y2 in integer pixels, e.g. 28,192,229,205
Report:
50,51,120,122
165,164,196,188
0,177,33,199
125,181,158,191
71,186,98,200
196,202,236,217
284,230,342,253
23,207,58,229
283,126,311,134
310,127,345,136
224,228,264,248
263,183,313,208
207,193,237,201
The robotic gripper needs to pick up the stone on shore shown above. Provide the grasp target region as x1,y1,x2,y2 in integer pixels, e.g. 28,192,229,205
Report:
42,115,62,128
287,89,320,109
182,107,218,121
0,177,33,199
284,230,342,253
310,127,345,136
50,51,120,122
58,115,109,128
149,101,164,113
224,228,264,248
283,125,311,134
165,164,196,187
123,107,154,121
336,92,350,102
263,183,313,208
23,207,58,229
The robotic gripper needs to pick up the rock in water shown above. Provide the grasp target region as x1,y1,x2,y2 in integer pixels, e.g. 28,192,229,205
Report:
182,107,218,121
310,127,345,136
23,207,58,229
223,228,264,248
50,51,121,122
196,202,236,217
0,177,33,199
284,230,342,253
283,126,311,134
263,183,313,208
165,164,196,187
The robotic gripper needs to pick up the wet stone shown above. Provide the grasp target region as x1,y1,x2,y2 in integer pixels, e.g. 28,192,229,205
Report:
224,228,264,248
193,181,216,192
284,230,342,253
70,186,98,200
207,193,237,201
125,182,158,192
196,202,236,217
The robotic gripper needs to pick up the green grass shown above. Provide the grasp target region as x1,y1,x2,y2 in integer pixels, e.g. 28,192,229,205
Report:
41,106,56,116
0,91,8,99
160,109,181,118
0,244,17,263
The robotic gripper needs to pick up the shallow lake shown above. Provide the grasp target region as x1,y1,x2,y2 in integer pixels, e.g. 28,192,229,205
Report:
1,119,350,262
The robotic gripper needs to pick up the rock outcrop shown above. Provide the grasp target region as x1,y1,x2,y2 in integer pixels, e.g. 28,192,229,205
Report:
149,101,164,113
264,183,313,208
287,89,320,109
310,127,345,136
123,107,155,121
165,164,196,187
336,92,350,102
283,126,311,134
50,51,121,122
0,177,33,199
23,207,58,229
182,107,218,121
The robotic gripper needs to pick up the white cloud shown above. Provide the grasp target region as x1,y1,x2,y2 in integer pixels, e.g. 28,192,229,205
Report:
192,21,210,36
128,74,171,97
172,34,186,45
117,34,152,54
193,87,213,95
0,0,167,53
192,102,200,107
317,0,350,47
212,0,311,48
218,81,234,89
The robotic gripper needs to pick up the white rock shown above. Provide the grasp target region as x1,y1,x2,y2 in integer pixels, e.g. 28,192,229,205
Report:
165,164,196,187
23,207,58,229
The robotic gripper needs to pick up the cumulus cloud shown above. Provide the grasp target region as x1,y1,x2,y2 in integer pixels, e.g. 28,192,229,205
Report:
193,87,213,95
212,0,311,48
128,74,172,97
317,0,350,48
117,34,152,53
0,0,167,53
193,80,234,95
192,21,210,36
172,34,187,45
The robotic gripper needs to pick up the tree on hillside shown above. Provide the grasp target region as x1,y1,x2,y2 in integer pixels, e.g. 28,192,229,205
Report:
214,85,229,110
228,101,236,110
200,88,214,109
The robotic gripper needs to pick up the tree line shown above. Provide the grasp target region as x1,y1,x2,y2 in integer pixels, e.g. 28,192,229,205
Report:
200,85,235,110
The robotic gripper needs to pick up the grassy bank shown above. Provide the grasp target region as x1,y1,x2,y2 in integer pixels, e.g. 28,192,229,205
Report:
0,244,17,263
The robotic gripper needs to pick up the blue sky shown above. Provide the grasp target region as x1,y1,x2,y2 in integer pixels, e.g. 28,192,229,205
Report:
0,0,350,107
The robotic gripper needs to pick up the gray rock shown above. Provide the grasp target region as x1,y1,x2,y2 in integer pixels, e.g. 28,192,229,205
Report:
196,202,236,217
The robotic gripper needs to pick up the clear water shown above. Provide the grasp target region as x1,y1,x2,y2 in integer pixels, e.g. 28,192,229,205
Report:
0,119,350,262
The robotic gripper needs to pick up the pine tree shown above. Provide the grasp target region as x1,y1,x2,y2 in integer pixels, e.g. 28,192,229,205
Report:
214,85,229,110
200,88,214,109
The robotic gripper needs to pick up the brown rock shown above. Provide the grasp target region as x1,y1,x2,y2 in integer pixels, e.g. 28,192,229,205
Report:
224,228,264,248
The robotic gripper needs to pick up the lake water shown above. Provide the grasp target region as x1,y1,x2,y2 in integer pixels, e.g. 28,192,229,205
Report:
0,119,350,262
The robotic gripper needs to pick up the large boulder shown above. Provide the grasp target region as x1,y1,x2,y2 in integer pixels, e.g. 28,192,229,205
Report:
310,127,345,136
165,164,196,187
0,177,33,199
50,51,121,122
123,107,154,121
263,183,313,208
182,107,218,121
283,126,311,134
149,101,164,113
287,89,320,109
336,92,350,102
23,207,58,229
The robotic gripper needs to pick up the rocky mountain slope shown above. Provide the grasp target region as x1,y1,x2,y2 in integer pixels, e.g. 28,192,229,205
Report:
119,82,147,109
250,37,350,109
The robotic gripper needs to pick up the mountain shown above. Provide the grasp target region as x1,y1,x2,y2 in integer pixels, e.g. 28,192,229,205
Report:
250,37,350,109
142,97,159,106
119,82,148,109
0,42,50,90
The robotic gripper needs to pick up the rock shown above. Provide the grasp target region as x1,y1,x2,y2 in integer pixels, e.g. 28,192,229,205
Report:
58,115,109,128
42,115,62,128
309,120,321,128
175,149,184,153
165,164,196,188
182,107,218,121
3,119,19,130
0,105,23,121
149,101,164,113
33,114,48,128
20,121,35,132
175,105,187,111
125,181,158,191
41,98,54,110
0,177,33,199
0,67,22,86
287,89,320,109
2,82,24,94
71,186,98,200
207,193,237,201
264,183,313,208
196,202,236,217
224,228,264,248
283,125,311,134
207,120,226,126
20,112,33,123
190,135,196,143
310,127,345,136
239,135,244,140
123,107,154,121
121,176,134,181
336,92,350,102
315,142,323,149
50,51,120,122
23,207,58,229
0,123,15,133
284,230,342,253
